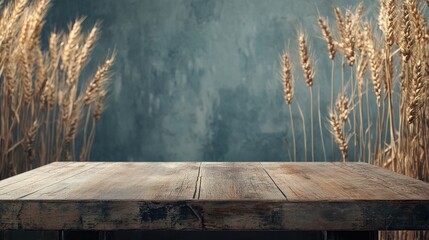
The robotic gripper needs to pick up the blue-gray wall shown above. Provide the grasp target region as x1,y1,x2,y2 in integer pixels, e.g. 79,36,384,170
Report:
46,0,374,162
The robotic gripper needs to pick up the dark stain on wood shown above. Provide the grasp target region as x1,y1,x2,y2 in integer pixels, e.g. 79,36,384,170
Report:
99,202,111,219
16,203,24,230
138,202,169,223
269,210,282,225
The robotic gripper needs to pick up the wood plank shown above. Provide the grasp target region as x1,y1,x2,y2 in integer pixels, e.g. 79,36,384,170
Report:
328,163,429,200
198,162,285,200
0,162,104,200
261,162,429,201
0,162,73,189
334,163,429,199
0,200,427,231
22,162,200,200
262,162,349,200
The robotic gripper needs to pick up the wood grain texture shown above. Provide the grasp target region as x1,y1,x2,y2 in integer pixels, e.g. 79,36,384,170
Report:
0,162,73,189
261,162,429,201
334,162,429,199
198,162,285,200
20,162,200,200
0,162,428,231
0,162,103,200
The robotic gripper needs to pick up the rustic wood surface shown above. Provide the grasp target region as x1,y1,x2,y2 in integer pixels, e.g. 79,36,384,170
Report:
0,162,428,231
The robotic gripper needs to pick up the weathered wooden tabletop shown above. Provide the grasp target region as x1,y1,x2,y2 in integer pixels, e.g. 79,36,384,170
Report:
0,162,428,232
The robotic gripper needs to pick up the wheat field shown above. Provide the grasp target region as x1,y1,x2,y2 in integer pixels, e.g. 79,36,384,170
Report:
0,0,114,179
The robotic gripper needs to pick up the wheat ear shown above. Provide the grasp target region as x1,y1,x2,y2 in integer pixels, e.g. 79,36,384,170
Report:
281,52,296,162
281,52,293,105
329,111,348,162
318,17,336,60
364,23,382,106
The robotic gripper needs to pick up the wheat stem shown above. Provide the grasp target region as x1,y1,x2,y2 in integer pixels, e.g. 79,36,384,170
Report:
297,103,307,162
288,104,296,162
310,87,314,162
317,85,327,162
331,60,335,160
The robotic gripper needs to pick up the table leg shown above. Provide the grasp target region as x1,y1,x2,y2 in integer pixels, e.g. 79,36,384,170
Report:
326,231,378,240
59,231,104,240
0,231,9,240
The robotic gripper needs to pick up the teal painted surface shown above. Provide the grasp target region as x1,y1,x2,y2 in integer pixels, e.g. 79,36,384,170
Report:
44,0,374,162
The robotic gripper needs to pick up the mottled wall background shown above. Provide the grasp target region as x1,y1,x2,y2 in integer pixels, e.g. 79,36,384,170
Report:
45,0,375,162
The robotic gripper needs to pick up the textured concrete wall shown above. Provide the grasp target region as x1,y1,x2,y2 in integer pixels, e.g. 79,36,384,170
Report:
45,0,374,162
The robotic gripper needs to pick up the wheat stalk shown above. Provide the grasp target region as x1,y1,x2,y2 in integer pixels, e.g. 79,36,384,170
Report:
298,32,315,162
281,52,296,161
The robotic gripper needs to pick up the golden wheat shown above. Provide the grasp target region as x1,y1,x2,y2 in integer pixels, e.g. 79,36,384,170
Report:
329,110,348,162
298,32,313,87
281,52,293,105
318,17,336,60
0,0,114,179
364,23,382,106
281,2,429,238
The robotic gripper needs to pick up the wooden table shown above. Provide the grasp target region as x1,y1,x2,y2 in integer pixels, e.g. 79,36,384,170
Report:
0,162,428,240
